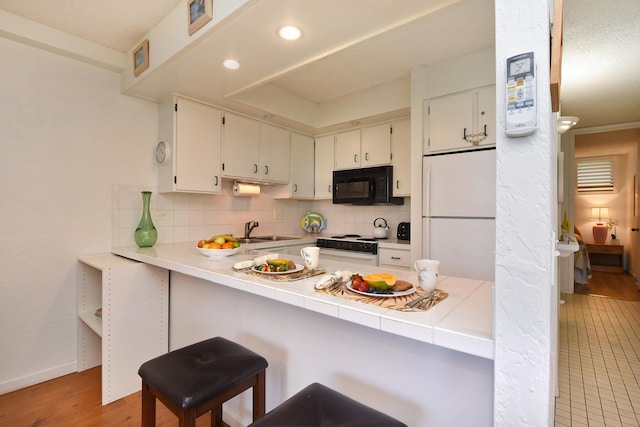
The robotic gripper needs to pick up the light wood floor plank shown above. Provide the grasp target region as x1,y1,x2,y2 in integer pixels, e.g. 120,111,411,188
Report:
0,367,213,426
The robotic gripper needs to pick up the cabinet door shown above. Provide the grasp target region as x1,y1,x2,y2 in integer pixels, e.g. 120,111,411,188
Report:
361,123,391,167
290,133,315,199
427,91,473,152
259,123,290,183
174,98,223,193
476,85,496,147
222,113,260,180
391,119,411,196
314,135,335,199
334,129,361,170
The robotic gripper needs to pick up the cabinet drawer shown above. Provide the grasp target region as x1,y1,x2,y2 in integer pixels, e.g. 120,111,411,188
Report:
379,248,410,268
586,244,623,255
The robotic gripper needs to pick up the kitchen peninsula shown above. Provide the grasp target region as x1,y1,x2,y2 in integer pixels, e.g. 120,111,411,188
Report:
112,242,494,427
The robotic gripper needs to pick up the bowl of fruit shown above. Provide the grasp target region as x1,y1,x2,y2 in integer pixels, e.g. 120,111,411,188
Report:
197,234,241,258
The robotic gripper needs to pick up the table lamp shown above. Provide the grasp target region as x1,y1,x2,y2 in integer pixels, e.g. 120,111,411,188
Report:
590,207,610,243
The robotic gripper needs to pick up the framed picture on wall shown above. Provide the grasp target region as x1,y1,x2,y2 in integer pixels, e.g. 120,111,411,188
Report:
187,0,212,36
132,39,149,77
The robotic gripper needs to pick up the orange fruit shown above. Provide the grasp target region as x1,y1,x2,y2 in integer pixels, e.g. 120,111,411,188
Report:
222,242,234,249
209,242,222,249
363,273,397,290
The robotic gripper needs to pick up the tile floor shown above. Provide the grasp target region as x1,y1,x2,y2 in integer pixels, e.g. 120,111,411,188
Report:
555,293,640,427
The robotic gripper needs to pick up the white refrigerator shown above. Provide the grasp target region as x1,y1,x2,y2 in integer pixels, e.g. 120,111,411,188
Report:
422,149,496,281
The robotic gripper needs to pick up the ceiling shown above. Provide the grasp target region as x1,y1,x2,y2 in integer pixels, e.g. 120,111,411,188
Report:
1,0,638,132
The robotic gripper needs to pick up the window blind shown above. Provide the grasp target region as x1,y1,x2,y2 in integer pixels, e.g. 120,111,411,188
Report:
576,157,614,193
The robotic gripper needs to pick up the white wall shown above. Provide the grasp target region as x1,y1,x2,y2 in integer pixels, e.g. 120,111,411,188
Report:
0,37,159,393
494,1,556,426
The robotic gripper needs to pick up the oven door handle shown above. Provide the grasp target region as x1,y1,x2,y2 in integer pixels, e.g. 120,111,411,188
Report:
318,248,378,260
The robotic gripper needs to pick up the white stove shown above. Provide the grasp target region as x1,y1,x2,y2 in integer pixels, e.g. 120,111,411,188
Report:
316,234,381,266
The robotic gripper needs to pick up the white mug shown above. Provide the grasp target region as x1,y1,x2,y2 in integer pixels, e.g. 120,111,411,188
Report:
414,259,440,294
300,246,320,270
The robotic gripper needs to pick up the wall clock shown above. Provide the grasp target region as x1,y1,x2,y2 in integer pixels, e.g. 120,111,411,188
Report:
155,141,169,164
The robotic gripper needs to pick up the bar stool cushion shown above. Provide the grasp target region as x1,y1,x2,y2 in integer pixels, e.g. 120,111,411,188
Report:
249,383,406,427
138,337,268,410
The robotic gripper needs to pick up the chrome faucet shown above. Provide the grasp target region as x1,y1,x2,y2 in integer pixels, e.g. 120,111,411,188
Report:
244,221,259,239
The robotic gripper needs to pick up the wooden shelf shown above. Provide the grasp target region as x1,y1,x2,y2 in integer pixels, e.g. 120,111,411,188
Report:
77,254,169,405
78,309,102,337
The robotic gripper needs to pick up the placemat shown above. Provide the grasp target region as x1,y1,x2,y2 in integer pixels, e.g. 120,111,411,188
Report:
237,268,327,282
316,282,447,312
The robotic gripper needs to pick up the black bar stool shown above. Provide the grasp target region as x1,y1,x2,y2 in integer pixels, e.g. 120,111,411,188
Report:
138,337,268,427
248,382,406,427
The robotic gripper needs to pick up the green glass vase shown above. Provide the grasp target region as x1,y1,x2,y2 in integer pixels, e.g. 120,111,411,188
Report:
134,191,158,247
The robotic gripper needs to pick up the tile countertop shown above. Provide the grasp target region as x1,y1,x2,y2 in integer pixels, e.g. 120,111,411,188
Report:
377,239,411,249
111,241,494,360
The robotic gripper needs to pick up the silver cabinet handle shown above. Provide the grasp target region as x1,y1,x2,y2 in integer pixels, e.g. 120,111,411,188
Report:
391,256,401,260
328,184,331,193
264,165,269,175
396,180,400,189
253,164,258,174
294,184,298,193
365,152,369,161
354,154,358,163
214,176,219,186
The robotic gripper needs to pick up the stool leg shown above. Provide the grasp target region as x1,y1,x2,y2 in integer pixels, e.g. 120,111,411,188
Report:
253,371,266,421
141,381,156,427
211,403,223,427
179,408,197,427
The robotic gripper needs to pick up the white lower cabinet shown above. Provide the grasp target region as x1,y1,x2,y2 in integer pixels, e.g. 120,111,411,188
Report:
378,247,411,268
77,254,168,405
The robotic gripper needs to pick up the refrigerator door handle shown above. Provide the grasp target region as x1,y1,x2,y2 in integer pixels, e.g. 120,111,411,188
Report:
422,218,431,259
423,163,432,217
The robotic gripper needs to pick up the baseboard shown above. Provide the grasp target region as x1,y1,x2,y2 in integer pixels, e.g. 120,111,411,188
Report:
0,361,77,395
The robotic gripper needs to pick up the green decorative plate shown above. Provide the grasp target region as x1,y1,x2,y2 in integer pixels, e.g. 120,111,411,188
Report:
300,212,325,233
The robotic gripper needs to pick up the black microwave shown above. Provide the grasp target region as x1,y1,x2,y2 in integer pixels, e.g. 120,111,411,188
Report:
332,166,404,205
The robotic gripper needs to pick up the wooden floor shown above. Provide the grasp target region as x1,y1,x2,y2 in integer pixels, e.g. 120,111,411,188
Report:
575,270,640,301
0,367,214,426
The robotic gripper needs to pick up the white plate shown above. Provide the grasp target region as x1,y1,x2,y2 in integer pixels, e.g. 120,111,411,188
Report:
346,281,416,298
252,263,304,275
197,247,241,258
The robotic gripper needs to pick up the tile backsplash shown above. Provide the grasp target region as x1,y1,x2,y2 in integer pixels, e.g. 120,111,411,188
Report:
112,182,410,246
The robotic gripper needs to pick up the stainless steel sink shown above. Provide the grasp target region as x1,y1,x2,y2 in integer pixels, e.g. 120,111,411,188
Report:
252,235,300,241
237,238,270,244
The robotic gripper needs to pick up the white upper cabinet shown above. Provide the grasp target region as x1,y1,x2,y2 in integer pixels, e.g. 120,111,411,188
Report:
476,85,496,147
259,123,291,183
158,96,223,194
334,124,392,170
426,85,496,153
222,112,261,180
334,129,361,170
289,133,315,199
314,134,335,199
222,113,290,183
391,118,411,196
361,123,392,167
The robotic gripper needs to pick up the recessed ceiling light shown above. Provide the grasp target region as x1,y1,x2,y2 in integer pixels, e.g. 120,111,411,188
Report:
278,25,302,41
223,59,240,70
